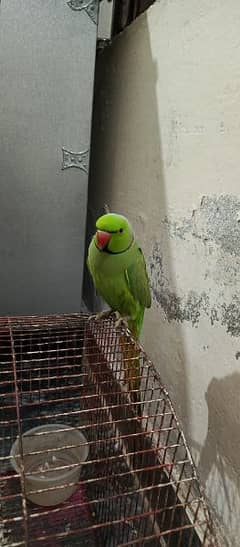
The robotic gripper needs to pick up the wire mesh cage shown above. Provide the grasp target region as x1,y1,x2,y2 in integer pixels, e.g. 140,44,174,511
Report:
0,314,217,547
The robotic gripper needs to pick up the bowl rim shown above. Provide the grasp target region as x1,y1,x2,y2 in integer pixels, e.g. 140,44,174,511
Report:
10,423,89,483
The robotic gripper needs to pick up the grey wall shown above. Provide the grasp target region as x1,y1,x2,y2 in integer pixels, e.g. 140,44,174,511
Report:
0,0,98,314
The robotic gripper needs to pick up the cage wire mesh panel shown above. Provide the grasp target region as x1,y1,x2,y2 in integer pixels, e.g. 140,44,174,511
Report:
0,314,217,546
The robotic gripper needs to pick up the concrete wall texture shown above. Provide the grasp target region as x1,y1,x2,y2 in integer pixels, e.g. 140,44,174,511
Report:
88,1,240,544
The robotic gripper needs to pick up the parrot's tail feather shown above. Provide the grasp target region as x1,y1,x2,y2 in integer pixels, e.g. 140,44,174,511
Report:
119,333,142,416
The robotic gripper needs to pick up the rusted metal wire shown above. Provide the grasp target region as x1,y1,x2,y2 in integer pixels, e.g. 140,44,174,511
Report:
0,314,217,546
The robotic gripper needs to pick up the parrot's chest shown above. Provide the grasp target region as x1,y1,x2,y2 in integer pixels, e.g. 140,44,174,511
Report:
94,267,128,309
89,241,131,277
89,243,135,312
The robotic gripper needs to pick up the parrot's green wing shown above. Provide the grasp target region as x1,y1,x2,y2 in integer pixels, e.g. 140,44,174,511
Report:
87,253,99,298
125,247,151,309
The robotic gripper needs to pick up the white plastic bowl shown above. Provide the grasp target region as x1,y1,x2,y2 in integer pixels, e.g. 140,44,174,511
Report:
10,424,89,506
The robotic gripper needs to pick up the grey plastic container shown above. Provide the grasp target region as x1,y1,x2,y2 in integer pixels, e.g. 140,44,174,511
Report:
10,424,89,506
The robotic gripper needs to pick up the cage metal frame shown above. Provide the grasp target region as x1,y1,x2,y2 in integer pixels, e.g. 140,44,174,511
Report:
0,314,218,546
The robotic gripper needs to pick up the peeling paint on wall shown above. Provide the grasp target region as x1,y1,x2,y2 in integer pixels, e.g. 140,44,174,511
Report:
149,243,208,326
164,194,240,256
221,296,240,337
149,195,240,336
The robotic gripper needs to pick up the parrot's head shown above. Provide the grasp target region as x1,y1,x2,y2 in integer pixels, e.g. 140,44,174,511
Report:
94,213,133,253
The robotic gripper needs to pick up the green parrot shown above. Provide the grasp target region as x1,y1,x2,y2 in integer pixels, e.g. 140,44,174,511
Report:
87,212,151,412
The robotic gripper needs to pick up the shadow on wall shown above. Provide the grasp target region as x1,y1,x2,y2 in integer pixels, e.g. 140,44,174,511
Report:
197,372,240,543
83,12,191,429
189,373,240,545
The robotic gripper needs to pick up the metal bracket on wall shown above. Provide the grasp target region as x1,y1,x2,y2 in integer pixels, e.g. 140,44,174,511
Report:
62,147,89,174
67,0,99,24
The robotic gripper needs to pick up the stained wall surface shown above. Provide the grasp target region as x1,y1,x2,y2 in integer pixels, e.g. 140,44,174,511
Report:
87,2,240,544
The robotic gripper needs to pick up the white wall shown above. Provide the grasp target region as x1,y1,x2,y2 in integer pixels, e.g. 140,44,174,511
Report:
89,1,240,544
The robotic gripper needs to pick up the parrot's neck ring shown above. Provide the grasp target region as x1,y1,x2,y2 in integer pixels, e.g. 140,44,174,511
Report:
94,237,134,255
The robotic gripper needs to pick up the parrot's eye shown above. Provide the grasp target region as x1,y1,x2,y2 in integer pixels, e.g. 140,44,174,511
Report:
119,228,123,233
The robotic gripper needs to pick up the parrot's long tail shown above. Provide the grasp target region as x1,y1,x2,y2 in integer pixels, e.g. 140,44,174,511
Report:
119,333,142,416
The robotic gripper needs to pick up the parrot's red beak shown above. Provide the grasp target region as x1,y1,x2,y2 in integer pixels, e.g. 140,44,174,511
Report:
96,230,111,250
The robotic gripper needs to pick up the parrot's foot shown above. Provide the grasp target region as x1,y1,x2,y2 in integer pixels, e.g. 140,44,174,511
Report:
88,309,113,322
114,312,130,330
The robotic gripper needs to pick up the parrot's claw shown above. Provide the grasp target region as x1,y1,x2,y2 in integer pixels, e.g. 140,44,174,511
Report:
114,313,130,330
88,309,113,322
87,314,96,322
